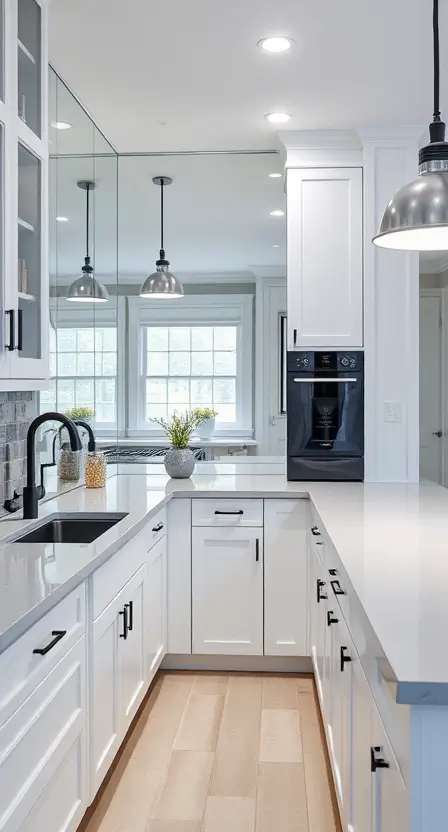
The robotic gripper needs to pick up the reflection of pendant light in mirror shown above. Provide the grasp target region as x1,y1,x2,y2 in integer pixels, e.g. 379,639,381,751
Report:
140,176,184,298
66,181,109,302
373,0,448,250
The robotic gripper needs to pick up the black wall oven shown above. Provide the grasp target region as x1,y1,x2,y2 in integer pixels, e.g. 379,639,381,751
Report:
287,351,364,481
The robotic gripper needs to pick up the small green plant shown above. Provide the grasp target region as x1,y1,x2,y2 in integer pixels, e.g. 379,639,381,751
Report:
151,411,197,448
192,407,218,425
64,407,95,421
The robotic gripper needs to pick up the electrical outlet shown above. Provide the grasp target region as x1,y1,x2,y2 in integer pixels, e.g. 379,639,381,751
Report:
384,401,402,423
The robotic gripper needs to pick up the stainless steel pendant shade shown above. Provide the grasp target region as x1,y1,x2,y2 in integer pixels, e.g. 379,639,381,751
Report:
373,0,448,251
140,176,183,299
66,181,109,303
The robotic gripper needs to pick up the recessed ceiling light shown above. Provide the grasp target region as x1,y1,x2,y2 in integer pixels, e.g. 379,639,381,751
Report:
258,37,294,54
270,210,285,217
51,121,72,130
265,112,291,124
56,216,69,222
269,173,282,179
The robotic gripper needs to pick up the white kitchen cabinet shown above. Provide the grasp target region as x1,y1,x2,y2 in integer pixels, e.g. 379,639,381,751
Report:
264,500,308,656
167,498,192,655
91,563,146,796
146,534,167,681
286,166,363,349
0,635,87,832
350,655,374,832
328,611,352,827
192,526,263,655
309,542,327,704
371,707,408,832
0,0,49,388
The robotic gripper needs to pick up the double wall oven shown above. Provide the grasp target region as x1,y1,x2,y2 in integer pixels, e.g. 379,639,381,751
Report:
287,351,364,481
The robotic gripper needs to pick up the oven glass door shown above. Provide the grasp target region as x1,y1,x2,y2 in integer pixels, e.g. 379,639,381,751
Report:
287,373,363,456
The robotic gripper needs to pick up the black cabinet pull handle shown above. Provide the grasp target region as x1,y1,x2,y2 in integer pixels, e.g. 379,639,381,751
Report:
316,541,324,545
33,630,66,655
311,526,321,536
214,509,244,515
125,600,134,632
5,309,14,351
293,328,297,346
370,746,390,772
317,579,327,603
152,522,163,532
119,608,128,639
340,646,352,671
331,579,346,596
327,610,339,626
328,568,338,576
255,538,260,562
16,309,23,350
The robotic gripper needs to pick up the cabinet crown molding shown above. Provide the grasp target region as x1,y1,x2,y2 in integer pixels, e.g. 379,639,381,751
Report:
279,130,362,168
356,124,426,146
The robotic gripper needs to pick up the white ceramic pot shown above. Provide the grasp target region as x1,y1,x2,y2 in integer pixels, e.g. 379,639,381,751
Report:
196,418,215,439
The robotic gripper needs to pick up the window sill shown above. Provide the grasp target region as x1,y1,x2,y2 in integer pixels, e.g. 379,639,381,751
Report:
97,437,258,447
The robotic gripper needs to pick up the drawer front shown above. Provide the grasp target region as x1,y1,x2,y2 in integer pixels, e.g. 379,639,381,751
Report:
0,585,86,729
0,636,86,832
192,498,263,527
144,508,167,552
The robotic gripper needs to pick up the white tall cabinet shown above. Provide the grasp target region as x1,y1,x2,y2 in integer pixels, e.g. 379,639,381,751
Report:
0,0,49,388
286,166,363,349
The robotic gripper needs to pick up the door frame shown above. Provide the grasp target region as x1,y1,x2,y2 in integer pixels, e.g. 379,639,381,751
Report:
420,288,445,485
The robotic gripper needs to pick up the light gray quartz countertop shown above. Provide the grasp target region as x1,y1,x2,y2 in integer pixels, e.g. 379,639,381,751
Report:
1,465,448,705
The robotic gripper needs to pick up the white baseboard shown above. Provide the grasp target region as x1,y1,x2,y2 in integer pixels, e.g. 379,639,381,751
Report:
161,653,313,674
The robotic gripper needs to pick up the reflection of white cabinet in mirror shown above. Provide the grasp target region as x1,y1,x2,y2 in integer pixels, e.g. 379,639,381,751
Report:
0,0,49,390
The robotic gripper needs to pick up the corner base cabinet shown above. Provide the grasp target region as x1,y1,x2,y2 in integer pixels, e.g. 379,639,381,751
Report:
286,166,363,349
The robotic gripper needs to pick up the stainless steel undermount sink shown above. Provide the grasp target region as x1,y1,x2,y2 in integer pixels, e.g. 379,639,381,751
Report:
13,512,128,544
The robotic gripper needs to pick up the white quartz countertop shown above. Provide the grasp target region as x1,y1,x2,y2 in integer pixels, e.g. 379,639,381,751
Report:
1,466,447,704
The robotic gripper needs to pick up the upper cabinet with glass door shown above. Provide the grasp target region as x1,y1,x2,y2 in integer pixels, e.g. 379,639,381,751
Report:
0,0,48,389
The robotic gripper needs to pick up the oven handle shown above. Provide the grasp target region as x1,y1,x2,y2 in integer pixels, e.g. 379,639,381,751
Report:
293,377,358,383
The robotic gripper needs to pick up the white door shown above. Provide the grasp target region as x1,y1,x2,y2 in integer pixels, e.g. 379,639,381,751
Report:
419,293,443,483
287,167,363,349
351,657,373,832
264,500,307,656
371,707,408,832
146,535,167,681
119,563,147,728
192,526,263,655
91,595,122,794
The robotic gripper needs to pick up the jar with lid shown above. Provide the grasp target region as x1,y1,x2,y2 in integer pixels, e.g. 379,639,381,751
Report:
85,451,107,488
58,443,81,482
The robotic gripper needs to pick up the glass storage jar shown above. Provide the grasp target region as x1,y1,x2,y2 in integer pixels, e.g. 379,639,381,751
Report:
58,444,81,482
85,451,107,488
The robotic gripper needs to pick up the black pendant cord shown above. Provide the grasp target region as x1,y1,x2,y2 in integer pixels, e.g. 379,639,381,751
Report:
434,0,441,122
160,178,164,257
85,184,90,260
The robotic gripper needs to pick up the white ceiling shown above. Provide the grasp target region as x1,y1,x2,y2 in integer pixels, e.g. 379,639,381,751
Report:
49,0,446,154
50,153,286,283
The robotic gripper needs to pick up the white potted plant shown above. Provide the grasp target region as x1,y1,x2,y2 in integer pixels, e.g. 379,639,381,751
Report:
151,411,197,478
193,407,218,439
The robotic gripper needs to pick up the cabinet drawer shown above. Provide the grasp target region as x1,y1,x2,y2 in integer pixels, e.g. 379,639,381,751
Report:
192,499,263,527
0,636,86,832
0,584,85,728
145,508,167,552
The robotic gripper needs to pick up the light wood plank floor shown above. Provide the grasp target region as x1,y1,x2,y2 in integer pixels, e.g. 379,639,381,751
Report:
79,673,340,832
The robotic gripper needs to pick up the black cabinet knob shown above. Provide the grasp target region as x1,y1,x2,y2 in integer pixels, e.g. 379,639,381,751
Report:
152,522,163,532
370,746,390,772
328,568,338,576
317,579,327,603
340,646,352,671
331,579,346,596
311,526,321,536
327,610,339,626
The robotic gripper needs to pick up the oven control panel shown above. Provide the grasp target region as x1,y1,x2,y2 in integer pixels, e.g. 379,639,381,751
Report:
287,351,364,372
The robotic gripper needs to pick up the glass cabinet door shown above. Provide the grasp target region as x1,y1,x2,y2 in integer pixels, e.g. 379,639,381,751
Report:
18,141,41,360
17,0,41,137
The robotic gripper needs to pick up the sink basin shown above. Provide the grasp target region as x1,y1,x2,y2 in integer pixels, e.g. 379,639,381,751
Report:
14,512,128,544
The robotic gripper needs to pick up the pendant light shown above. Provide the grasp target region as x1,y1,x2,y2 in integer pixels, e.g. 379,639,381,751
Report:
373,0,448,250
139,176,184,298
66,181,109,302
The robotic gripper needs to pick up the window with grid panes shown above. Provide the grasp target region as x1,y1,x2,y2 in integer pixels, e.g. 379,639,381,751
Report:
144,325,238,423
40,325,117,426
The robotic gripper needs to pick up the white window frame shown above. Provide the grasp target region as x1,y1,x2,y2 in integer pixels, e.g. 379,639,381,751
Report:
47,297,125,437
127,294,254,438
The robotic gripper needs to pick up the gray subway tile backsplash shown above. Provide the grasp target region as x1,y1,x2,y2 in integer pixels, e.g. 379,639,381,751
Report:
0,391,37,514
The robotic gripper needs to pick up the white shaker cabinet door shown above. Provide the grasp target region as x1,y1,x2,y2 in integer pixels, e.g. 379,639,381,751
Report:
118,563,147,730
350,656,374,832
146,535,167,682
287,167,363,349
309,547,327,706
192,526,263,655
264,499,308,656
371,707,408,832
